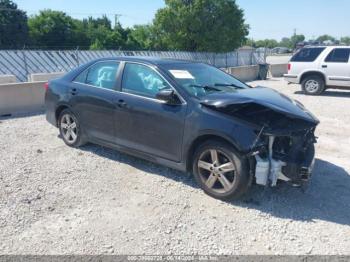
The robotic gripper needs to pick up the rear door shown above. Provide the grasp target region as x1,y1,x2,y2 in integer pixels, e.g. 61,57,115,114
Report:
70,60,121,143
114,62,187,162
321,48,350,87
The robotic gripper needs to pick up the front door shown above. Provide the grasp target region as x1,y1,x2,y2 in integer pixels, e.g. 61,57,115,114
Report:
321,48,350,87
70,60,121,143
114,62,187,162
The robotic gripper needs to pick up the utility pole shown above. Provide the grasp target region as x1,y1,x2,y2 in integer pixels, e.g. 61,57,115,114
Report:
114,14,122,28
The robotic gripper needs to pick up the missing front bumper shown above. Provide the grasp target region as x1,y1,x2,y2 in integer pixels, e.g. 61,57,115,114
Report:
254,135,316,187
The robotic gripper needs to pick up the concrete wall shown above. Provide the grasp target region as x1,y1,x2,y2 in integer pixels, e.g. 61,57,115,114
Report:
266,55,291,64
0,81,46,116
0,72,65,84
28,72,65,82
269,63,288,77
0,75,17,84
227,65,259,82
0,66,262,116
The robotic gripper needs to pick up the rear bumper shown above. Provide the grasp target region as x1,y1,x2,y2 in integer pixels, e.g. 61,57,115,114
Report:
44,90,58,127
284,74,299,84
46,110,57,127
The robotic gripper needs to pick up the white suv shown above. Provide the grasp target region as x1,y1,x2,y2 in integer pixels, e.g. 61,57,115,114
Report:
284,46,350,95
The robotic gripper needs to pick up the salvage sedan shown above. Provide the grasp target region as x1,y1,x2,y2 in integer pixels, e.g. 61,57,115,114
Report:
45,57,319,200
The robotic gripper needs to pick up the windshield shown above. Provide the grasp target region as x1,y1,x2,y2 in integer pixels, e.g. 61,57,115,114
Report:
162,63,249,98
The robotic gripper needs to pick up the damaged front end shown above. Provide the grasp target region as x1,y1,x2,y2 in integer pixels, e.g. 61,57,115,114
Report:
252,130,317,187
201,87,319,187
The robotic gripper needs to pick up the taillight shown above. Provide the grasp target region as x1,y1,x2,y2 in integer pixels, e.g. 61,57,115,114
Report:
288,63,291,71
44,82,49,91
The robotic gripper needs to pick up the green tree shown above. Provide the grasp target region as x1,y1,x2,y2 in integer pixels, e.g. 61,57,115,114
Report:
340,36,350,45
279,37,292,48
88,28,124,50
254,39,278,48
70,19,90,49
125,25,156,50
28,10,85,49
317,34,335,43
290,34,305,48
152,0,249,52
0,0,28,48
83,16,125,50
244,38,255,47
278,34,305,49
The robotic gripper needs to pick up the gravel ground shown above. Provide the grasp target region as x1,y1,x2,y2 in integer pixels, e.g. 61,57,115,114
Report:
0,78,350,255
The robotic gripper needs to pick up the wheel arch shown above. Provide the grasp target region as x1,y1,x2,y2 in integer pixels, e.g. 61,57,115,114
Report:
185,133,241,173
55,104,71,126
300,70,326,85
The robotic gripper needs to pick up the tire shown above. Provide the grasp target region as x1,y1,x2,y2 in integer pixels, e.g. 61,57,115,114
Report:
58,109,86,147
192,140,251,200
302,75,325,95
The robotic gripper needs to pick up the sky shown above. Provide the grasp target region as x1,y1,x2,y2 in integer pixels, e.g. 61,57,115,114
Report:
15,0,350,41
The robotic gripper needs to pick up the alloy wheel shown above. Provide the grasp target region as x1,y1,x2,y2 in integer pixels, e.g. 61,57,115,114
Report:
60,114,78,144
197,149,236,194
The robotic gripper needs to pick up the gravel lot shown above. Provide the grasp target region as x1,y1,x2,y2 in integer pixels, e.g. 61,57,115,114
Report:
1,78,350,255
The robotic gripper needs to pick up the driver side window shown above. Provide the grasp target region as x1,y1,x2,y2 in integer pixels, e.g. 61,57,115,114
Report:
121,63,170,99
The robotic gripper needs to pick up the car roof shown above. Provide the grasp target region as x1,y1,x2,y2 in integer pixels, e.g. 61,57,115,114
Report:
61,56,205,82
93,56,199,66
303,45,350,49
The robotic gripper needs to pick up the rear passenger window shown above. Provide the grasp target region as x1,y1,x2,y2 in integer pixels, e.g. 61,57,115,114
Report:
325,48,350,63
291,47,325,62
75,61,119,90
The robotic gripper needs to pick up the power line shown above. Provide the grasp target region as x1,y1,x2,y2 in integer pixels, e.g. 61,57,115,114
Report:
0,7,124,17
0,7,145,24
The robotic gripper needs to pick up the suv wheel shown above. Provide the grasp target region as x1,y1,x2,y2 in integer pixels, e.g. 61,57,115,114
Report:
302,75,325,95
58,109,86,147
192,140,251,200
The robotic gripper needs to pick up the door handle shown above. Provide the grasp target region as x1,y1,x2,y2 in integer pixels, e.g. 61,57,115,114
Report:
116,99,127,108
322,65,327,68
70,88,78,95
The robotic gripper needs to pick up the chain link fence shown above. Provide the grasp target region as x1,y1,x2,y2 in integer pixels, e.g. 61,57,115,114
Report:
0,49,265,82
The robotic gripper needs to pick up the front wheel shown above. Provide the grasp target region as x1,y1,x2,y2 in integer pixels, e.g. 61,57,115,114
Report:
58,109,86,147
302,75,325,95
192,140,251,200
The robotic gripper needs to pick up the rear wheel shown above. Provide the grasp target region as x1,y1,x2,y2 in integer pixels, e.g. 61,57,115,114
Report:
302,75,325,95
58,109,86,147
192,140,251,200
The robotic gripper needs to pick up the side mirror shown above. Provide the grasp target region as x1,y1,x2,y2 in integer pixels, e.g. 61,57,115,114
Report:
156,89,180,105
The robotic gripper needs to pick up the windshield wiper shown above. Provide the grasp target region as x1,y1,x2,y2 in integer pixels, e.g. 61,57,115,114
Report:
214,83,244,89
189,84,221,91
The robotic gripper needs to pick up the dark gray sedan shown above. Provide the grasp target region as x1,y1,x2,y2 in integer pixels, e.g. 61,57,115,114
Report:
45,57,319,200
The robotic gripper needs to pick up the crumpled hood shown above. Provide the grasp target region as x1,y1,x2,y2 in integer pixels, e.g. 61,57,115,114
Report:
200,86,319,124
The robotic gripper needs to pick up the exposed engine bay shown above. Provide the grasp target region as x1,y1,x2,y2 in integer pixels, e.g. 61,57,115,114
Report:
200,87,319,187
233,102,317,186
253,132,316,187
